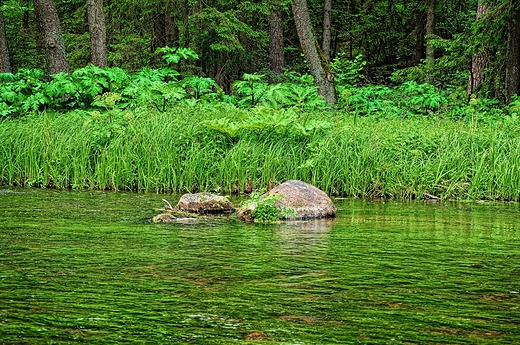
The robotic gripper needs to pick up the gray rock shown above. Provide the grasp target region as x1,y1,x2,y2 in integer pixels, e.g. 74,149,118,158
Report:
176,192,235,214
268,180,336,220
237,180,336,221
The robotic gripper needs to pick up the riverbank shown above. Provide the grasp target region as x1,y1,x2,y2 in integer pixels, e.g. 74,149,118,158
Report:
1,105,519,200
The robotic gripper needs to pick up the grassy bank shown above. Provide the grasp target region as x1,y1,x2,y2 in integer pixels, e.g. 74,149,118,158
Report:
1,105,520,200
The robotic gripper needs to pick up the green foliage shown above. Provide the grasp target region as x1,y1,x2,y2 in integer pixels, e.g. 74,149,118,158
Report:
181,76,219,100
241,189,294,222
233,73,328,110
390,34,470,90
3,104,520,200
201,106,331,141
84,109,135,154
155,46,199,64
233,73,268,107
331,54,366,91
339,85,396,117
398,81,448,114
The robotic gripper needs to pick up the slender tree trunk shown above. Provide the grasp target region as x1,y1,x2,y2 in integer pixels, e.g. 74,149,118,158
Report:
425,0,436,83
269,8,284,75
414,10,425,65
0,5,11,73
167,13,178,46
506,6,520,103
467,0,489,96
425,0,435,61
291,0,335,105
86,0,107,68
322,0,332,62
34,0,69,74
181,0,189,47
23,0,30,29
152,0,177,54
152,11,167,52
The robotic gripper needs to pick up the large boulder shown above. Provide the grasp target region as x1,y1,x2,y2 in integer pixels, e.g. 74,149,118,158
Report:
269,180,336,219
237,180,336,221
176,192,235,214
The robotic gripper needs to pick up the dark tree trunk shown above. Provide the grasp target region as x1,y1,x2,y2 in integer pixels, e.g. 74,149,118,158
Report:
506,7,520,103
23,0,30,29
152,1,177,53
167,13,178,46
269,8,284,75
467,0,489,96
152,11,167,52
0,5,11,73
414,10,425,65
34,0,69,74
322,0,332,62
291,0,335,105
425,0,436,83
86,0,107,68
181,0,189,47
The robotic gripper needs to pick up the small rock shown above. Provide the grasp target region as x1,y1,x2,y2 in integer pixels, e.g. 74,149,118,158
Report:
177,192,235,214
152,213,177,223
244,331,268,340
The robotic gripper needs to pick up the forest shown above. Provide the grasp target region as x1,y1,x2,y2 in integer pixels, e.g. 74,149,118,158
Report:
1,0,520,200
0,0,519,102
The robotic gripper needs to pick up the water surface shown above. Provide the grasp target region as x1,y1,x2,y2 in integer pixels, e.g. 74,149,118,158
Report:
1,188,519,344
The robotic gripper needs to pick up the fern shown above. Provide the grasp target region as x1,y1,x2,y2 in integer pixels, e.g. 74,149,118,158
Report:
181,76,218,99
155,46,199,64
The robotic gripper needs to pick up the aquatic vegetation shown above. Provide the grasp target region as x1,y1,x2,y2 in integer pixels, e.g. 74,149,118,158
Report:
238,189,294,222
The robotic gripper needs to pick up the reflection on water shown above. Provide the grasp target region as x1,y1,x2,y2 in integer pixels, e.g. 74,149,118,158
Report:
0,188,519,344
275,218,334,253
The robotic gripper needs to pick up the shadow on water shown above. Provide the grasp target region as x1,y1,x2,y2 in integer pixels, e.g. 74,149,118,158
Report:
0,188,519,344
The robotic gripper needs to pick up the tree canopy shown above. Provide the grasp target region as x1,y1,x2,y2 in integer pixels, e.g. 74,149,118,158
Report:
0,0,519,103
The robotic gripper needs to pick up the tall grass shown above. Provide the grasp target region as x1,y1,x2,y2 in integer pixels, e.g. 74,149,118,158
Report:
2,106,520,200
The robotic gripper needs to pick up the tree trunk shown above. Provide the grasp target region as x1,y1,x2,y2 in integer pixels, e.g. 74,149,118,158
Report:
86,0,107,68
506,6,520,103
269,8,284,75
467,0,489,96
181,0,189,47
23,4,29,29
291,0,335,105
152,11,167,52
34,0,69,74
322,0,332,62
0,5,11,73
152,0,177,54
414,10,425,65
425,0,436,83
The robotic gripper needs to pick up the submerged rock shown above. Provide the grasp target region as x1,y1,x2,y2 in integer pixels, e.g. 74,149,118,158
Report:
268,180,336,220
152,213,177,223
176,192,235,214
151,212,199,223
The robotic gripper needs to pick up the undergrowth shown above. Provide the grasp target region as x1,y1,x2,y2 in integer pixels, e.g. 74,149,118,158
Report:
2,103,520,201
1,52,520,200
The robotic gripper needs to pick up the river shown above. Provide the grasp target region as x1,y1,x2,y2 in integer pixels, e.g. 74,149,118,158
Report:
1,187,519,344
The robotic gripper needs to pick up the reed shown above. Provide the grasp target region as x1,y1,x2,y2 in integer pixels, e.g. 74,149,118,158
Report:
2,106,520,200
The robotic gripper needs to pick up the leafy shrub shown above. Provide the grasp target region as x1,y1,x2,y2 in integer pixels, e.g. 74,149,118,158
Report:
201,106,331,141
241,190,296,222
331,54,366,91
232,73,328,111
398,81,448,114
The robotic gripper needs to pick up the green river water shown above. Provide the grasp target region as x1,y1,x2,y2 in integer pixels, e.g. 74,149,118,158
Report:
0,187,519,344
